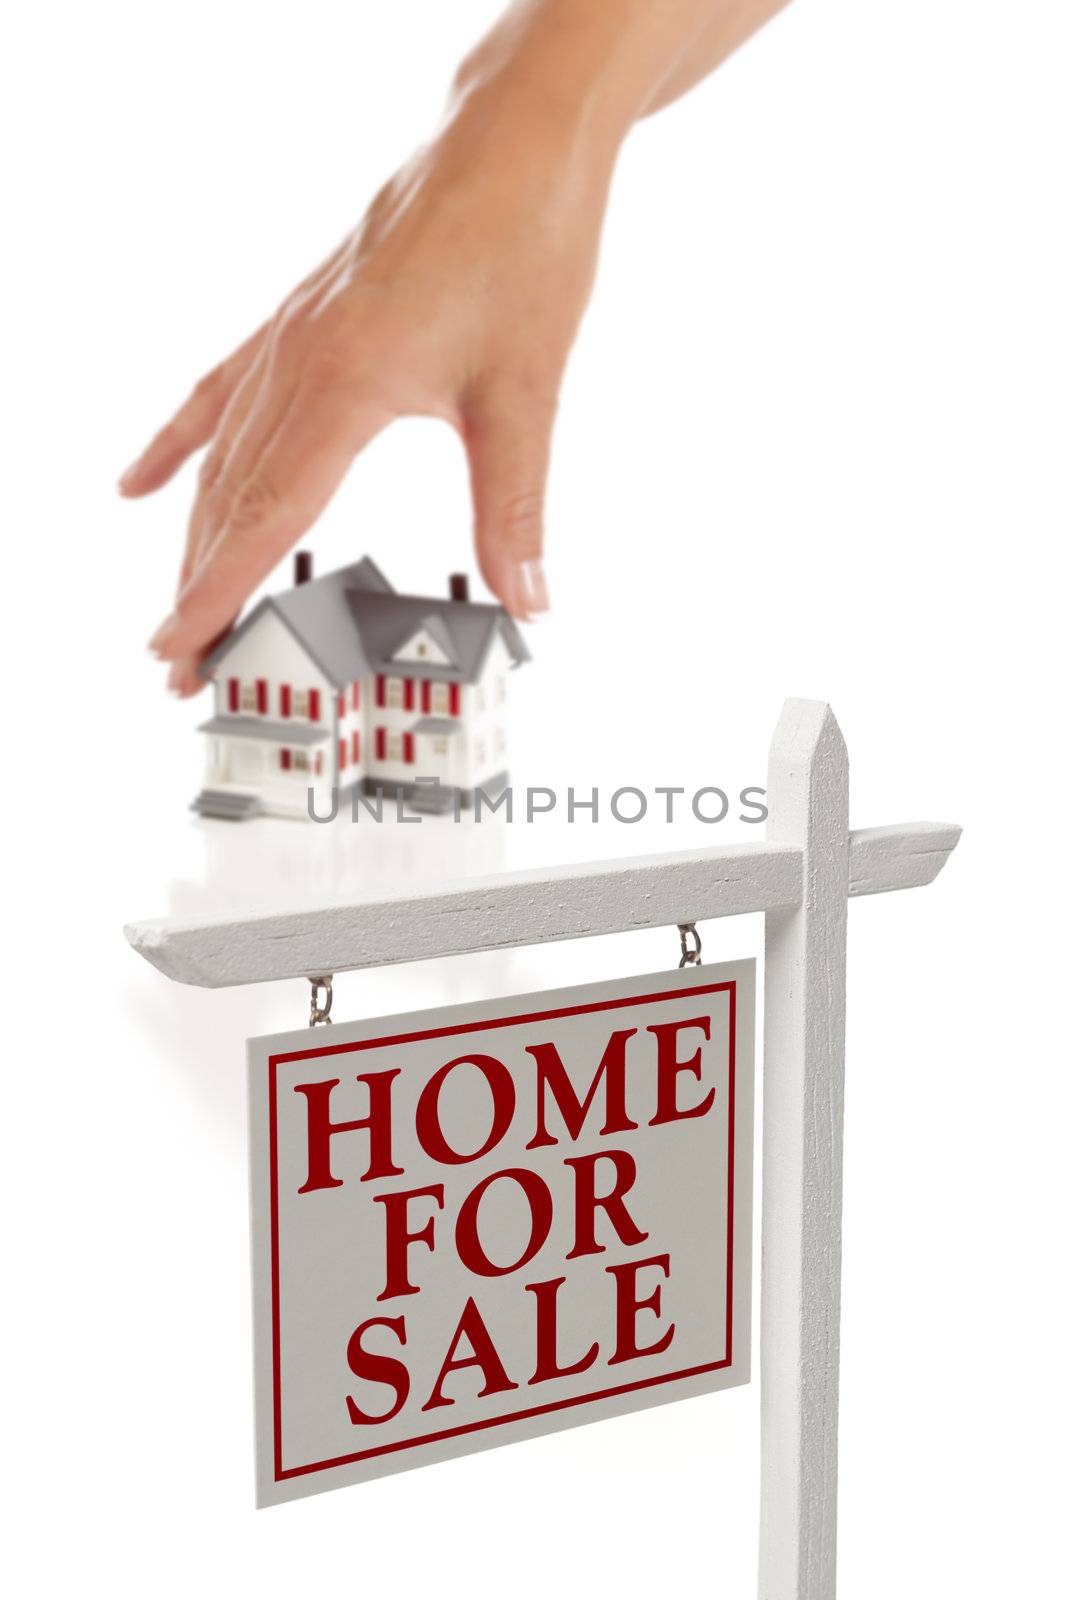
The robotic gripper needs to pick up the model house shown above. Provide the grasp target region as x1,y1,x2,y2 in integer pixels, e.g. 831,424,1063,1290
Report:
192,553,529,821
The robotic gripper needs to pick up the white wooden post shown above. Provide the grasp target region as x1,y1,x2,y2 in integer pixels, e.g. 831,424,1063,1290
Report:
760,700,849,1600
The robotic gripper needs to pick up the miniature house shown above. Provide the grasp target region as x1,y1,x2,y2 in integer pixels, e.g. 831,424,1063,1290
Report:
193,554,529,821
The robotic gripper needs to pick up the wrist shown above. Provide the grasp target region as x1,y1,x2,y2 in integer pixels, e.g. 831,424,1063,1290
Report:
449,7,644,170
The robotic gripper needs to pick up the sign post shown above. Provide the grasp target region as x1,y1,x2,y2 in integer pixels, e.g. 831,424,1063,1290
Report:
126,697,962,1596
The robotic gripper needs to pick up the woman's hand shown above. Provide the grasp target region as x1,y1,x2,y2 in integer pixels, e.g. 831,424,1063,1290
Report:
123,0,794,695
125,80,614,693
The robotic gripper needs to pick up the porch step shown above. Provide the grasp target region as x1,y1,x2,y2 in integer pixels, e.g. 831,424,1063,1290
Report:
191,789,263,822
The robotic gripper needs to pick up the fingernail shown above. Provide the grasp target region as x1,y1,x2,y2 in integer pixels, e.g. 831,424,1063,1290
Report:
149,613,181,656
516,558,549,614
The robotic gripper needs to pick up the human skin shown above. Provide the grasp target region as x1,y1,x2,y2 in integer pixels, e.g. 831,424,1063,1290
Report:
123,0,791,694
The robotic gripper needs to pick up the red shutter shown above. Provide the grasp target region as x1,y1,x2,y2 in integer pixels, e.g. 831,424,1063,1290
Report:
404,678,415,712
449,683,460,717
280,748,291,771
375,728,385,761
256,678,267,714
338,691,346,719
338,738,347,771
421,680,431,714
376,674,385,708
352,681,361,709
280,684,291,718
227,677,239,712
352,731,360,764
403,732,414,765
309,688,321,722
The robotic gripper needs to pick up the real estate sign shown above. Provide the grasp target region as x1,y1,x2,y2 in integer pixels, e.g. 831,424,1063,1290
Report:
248,961,755,1506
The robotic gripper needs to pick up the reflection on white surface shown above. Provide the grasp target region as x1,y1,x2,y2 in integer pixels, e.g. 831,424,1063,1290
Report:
166,799,510,920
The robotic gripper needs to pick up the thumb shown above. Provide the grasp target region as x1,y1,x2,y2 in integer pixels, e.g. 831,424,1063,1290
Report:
463,384,554,619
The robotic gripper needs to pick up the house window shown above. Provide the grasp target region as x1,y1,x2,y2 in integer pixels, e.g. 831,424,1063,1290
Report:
430,681,451,714
386,677,404,709
241,682,258,712
433,737,448,757
293,750,310,773
386,731,405,762
291,689,308,718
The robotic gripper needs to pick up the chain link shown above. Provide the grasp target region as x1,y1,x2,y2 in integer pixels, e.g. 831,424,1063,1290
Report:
308,975,334,1026
678,923,703,968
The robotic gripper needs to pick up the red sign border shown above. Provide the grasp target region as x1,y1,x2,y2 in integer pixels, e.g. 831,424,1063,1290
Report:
267,978,738,1483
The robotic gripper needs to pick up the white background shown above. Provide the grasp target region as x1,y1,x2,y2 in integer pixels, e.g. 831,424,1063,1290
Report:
4,1,1064,1595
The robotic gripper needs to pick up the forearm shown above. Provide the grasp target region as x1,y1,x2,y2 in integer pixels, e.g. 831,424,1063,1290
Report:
453,0,794,146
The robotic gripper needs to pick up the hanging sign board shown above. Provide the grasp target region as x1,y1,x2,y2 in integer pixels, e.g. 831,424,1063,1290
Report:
248,960,755,1506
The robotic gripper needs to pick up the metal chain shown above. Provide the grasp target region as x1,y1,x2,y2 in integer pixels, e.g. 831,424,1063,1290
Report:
678,923,703,968
308,975,334,1026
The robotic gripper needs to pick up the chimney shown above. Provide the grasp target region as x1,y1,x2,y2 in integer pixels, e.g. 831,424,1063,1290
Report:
294,551,313,586
449,572,469,603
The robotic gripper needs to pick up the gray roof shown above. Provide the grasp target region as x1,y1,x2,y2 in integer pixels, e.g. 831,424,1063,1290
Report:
198,715,330,746
201,555,529,688
411,716,460,737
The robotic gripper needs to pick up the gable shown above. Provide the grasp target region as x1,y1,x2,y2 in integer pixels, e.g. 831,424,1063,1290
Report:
390,620,456,667
203,604,328,691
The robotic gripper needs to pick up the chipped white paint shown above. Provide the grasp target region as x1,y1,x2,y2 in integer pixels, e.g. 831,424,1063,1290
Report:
123,698,960,1598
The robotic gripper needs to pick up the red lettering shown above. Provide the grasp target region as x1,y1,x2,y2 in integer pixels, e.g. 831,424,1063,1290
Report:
565,1149,649,1260
647,1017,715,1125
415,1054,515,1165
605,1254,674,1365
525,1028,639,1149
345,1315,410,1424
422,1297,518,1411
455,1168,552,1277
525,1276,598,1385
374,1184,445,1300
294,1071,403,1191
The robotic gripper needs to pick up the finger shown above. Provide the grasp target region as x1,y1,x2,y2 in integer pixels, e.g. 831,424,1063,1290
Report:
178,341,277,592
149,378,393,660
463,381,554,620
165,656,206,698
119,325,267,497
